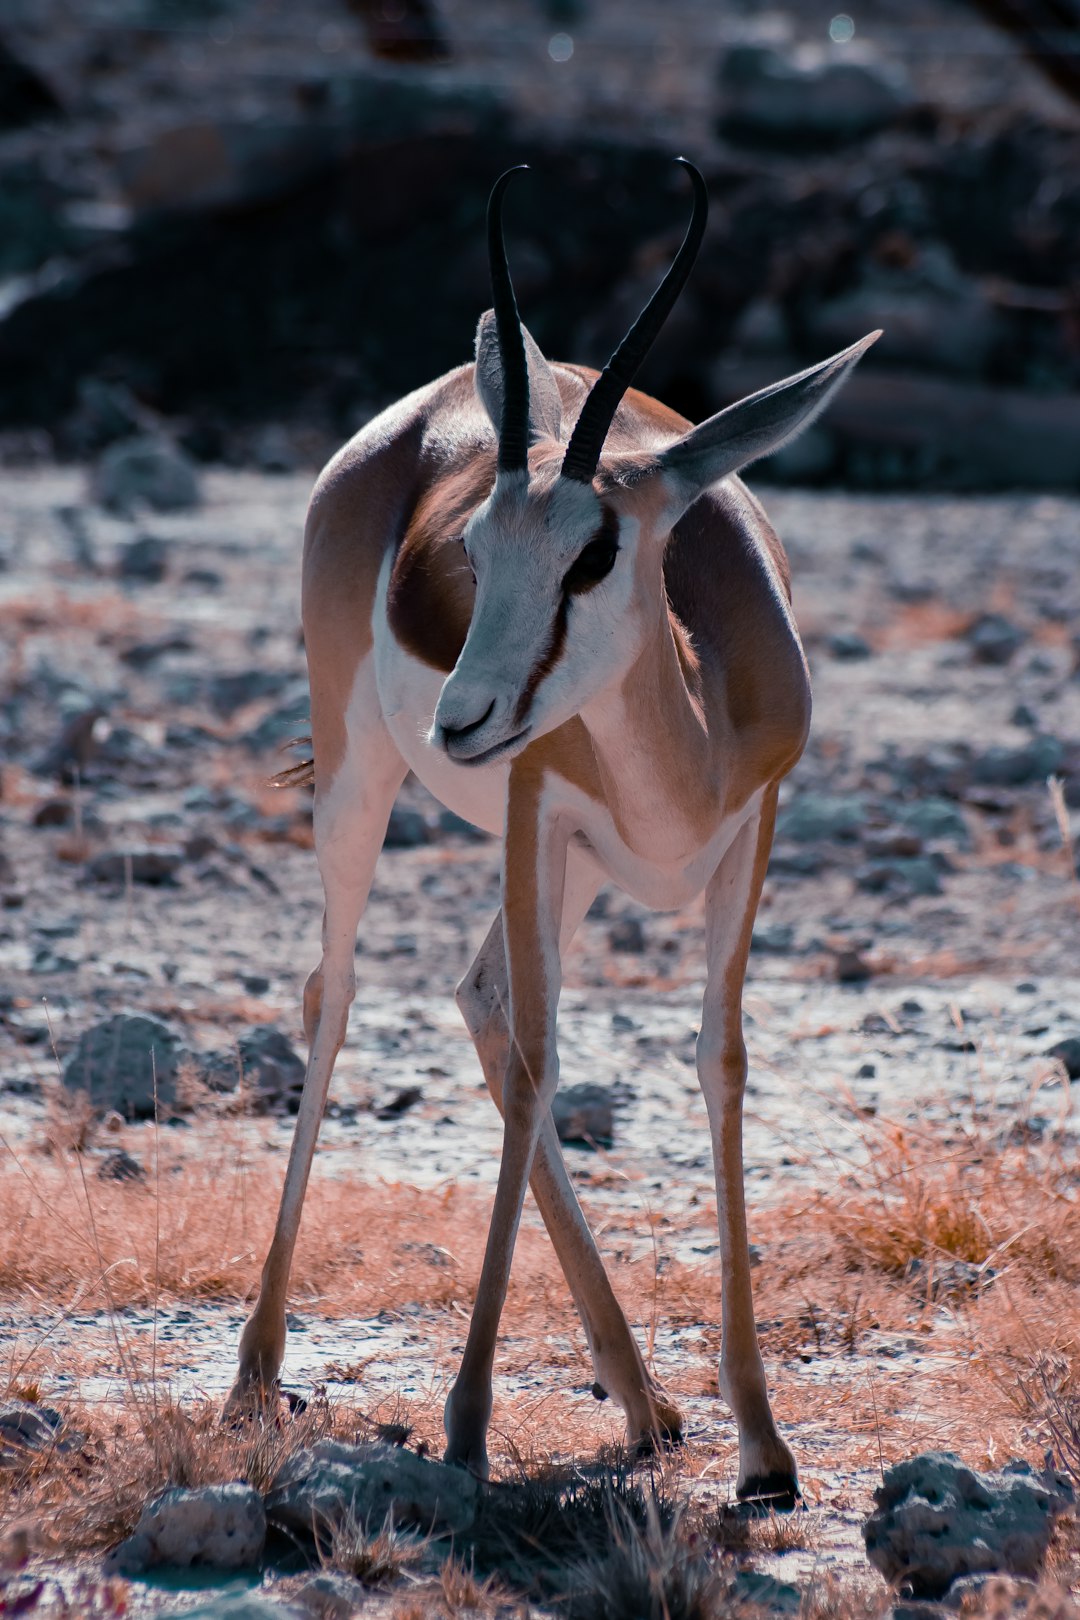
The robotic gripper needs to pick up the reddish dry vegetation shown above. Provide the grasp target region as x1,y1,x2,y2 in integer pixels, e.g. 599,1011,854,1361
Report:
2,1067,1079,1598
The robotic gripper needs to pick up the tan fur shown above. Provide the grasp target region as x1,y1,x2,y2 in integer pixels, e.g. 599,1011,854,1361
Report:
230,345,813,1503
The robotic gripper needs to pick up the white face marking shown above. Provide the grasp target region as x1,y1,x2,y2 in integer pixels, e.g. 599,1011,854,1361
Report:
429,468,655,765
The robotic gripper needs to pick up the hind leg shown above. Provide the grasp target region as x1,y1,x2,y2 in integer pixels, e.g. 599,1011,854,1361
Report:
454,847,681,1454
226,656,405,1412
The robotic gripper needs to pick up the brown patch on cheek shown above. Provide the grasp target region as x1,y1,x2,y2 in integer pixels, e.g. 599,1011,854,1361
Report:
386,456,496,673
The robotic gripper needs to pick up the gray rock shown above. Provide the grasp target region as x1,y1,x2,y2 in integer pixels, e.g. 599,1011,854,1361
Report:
777,792,865,843
855,858,943,899
944,1574,1037,1611
210,669,293,719
608,915,646,952
87,847,184,886
33,705,107,781
209,1027,306,1113
718,44,910,146
118,533,170,582
890,799,970,849
863,1452,1073,1599
1046,1036,1080,1080
0,1400,64,1469
827,631,873,661
242,693,311,754
731,1569,802,1613
108,1482,266,1575
181,1596,305,1620
97,1148,146,1182
266,1440,479,1541
551,1083,615,1148
752,922,795,953
967,614,1026,667
970,737,1063,788
293,1571,369,1618
382,805,430,848
93,434,200,514
807,247,1000,381
63,1014,179,1120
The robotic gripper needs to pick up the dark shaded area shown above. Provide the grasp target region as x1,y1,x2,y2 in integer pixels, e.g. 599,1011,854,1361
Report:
0,39,63,131
1,7,1079,488
968,0,1080,104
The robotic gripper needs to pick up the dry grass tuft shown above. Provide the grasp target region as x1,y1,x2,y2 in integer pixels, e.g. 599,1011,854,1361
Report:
559,1492,719,1620
324,1505,427,1586
0,1395,342,1555
799,1572,891,1620
438,1552,507,1612
810,1077,1079,1290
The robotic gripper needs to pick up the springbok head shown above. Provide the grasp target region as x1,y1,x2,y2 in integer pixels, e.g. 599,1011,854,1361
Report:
432,160,879,766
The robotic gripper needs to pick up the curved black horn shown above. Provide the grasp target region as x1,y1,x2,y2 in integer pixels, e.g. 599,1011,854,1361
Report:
487,165,530,474
561,158,708,484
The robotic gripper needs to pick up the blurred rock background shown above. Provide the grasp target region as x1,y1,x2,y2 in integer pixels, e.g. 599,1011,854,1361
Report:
0,0,1078,487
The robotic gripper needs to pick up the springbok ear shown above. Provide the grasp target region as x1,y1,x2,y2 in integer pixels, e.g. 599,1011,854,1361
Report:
657,331,881,515
475,310,563,447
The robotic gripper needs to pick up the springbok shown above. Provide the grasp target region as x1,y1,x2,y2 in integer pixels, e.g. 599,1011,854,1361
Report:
226,158,878,1505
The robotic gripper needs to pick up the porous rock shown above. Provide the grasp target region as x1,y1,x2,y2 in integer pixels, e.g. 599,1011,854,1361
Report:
63,1013,179,1120
93,433,200,513
108,1481,266,1575
731,1569,802,1613
383,804,430,848
551,1082,615,1147
118,533,170,582
266,1440,479,1541
87,847,185,885
238,1026,305,1111
967,613,1026,667
718,43,910,146
1046,1036,1080,1080
863,1452,1073,1599
777,792,865,843
180,1596,304,1620
293,1571,369,1619
0,1401,64,1469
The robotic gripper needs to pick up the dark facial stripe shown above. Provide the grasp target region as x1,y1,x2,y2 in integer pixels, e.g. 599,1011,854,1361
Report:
514,591,569,726
512,504,619,725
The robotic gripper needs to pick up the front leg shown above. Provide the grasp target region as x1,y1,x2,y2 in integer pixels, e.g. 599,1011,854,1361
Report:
444,763,567,1476
698,786,799,1506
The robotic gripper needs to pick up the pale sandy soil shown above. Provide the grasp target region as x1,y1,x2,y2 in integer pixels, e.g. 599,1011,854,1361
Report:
0,466,1078,1608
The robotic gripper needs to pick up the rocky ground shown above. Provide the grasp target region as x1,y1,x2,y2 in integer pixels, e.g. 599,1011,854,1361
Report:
0,456,1078,1615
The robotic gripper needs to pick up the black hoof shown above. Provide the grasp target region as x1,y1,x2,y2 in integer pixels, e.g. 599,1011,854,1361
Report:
633,1420,684,1458
735,1471,801,1514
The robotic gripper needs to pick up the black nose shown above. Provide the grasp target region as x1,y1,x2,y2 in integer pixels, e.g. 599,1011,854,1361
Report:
442,699,495,745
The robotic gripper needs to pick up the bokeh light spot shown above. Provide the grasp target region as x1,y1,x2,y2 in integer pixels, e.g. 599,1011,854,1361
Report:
548,33,574,63
829,14,855,42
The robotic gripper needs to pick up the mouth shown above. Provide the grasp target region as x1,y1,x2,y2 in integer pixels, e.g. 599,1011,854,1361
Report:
446,725,532,768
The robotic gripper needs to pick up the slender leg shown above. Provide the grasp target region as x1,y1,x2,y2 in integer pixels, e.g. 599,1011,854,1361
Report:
226,658,406,1412
456,845,681,1453
443,765,571,1474
697,784,798,1505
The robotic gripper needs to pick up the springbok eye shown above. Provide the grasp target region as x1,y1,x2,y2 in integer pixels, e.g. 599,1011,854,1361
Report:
563,532,618,594
459,537,476,584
